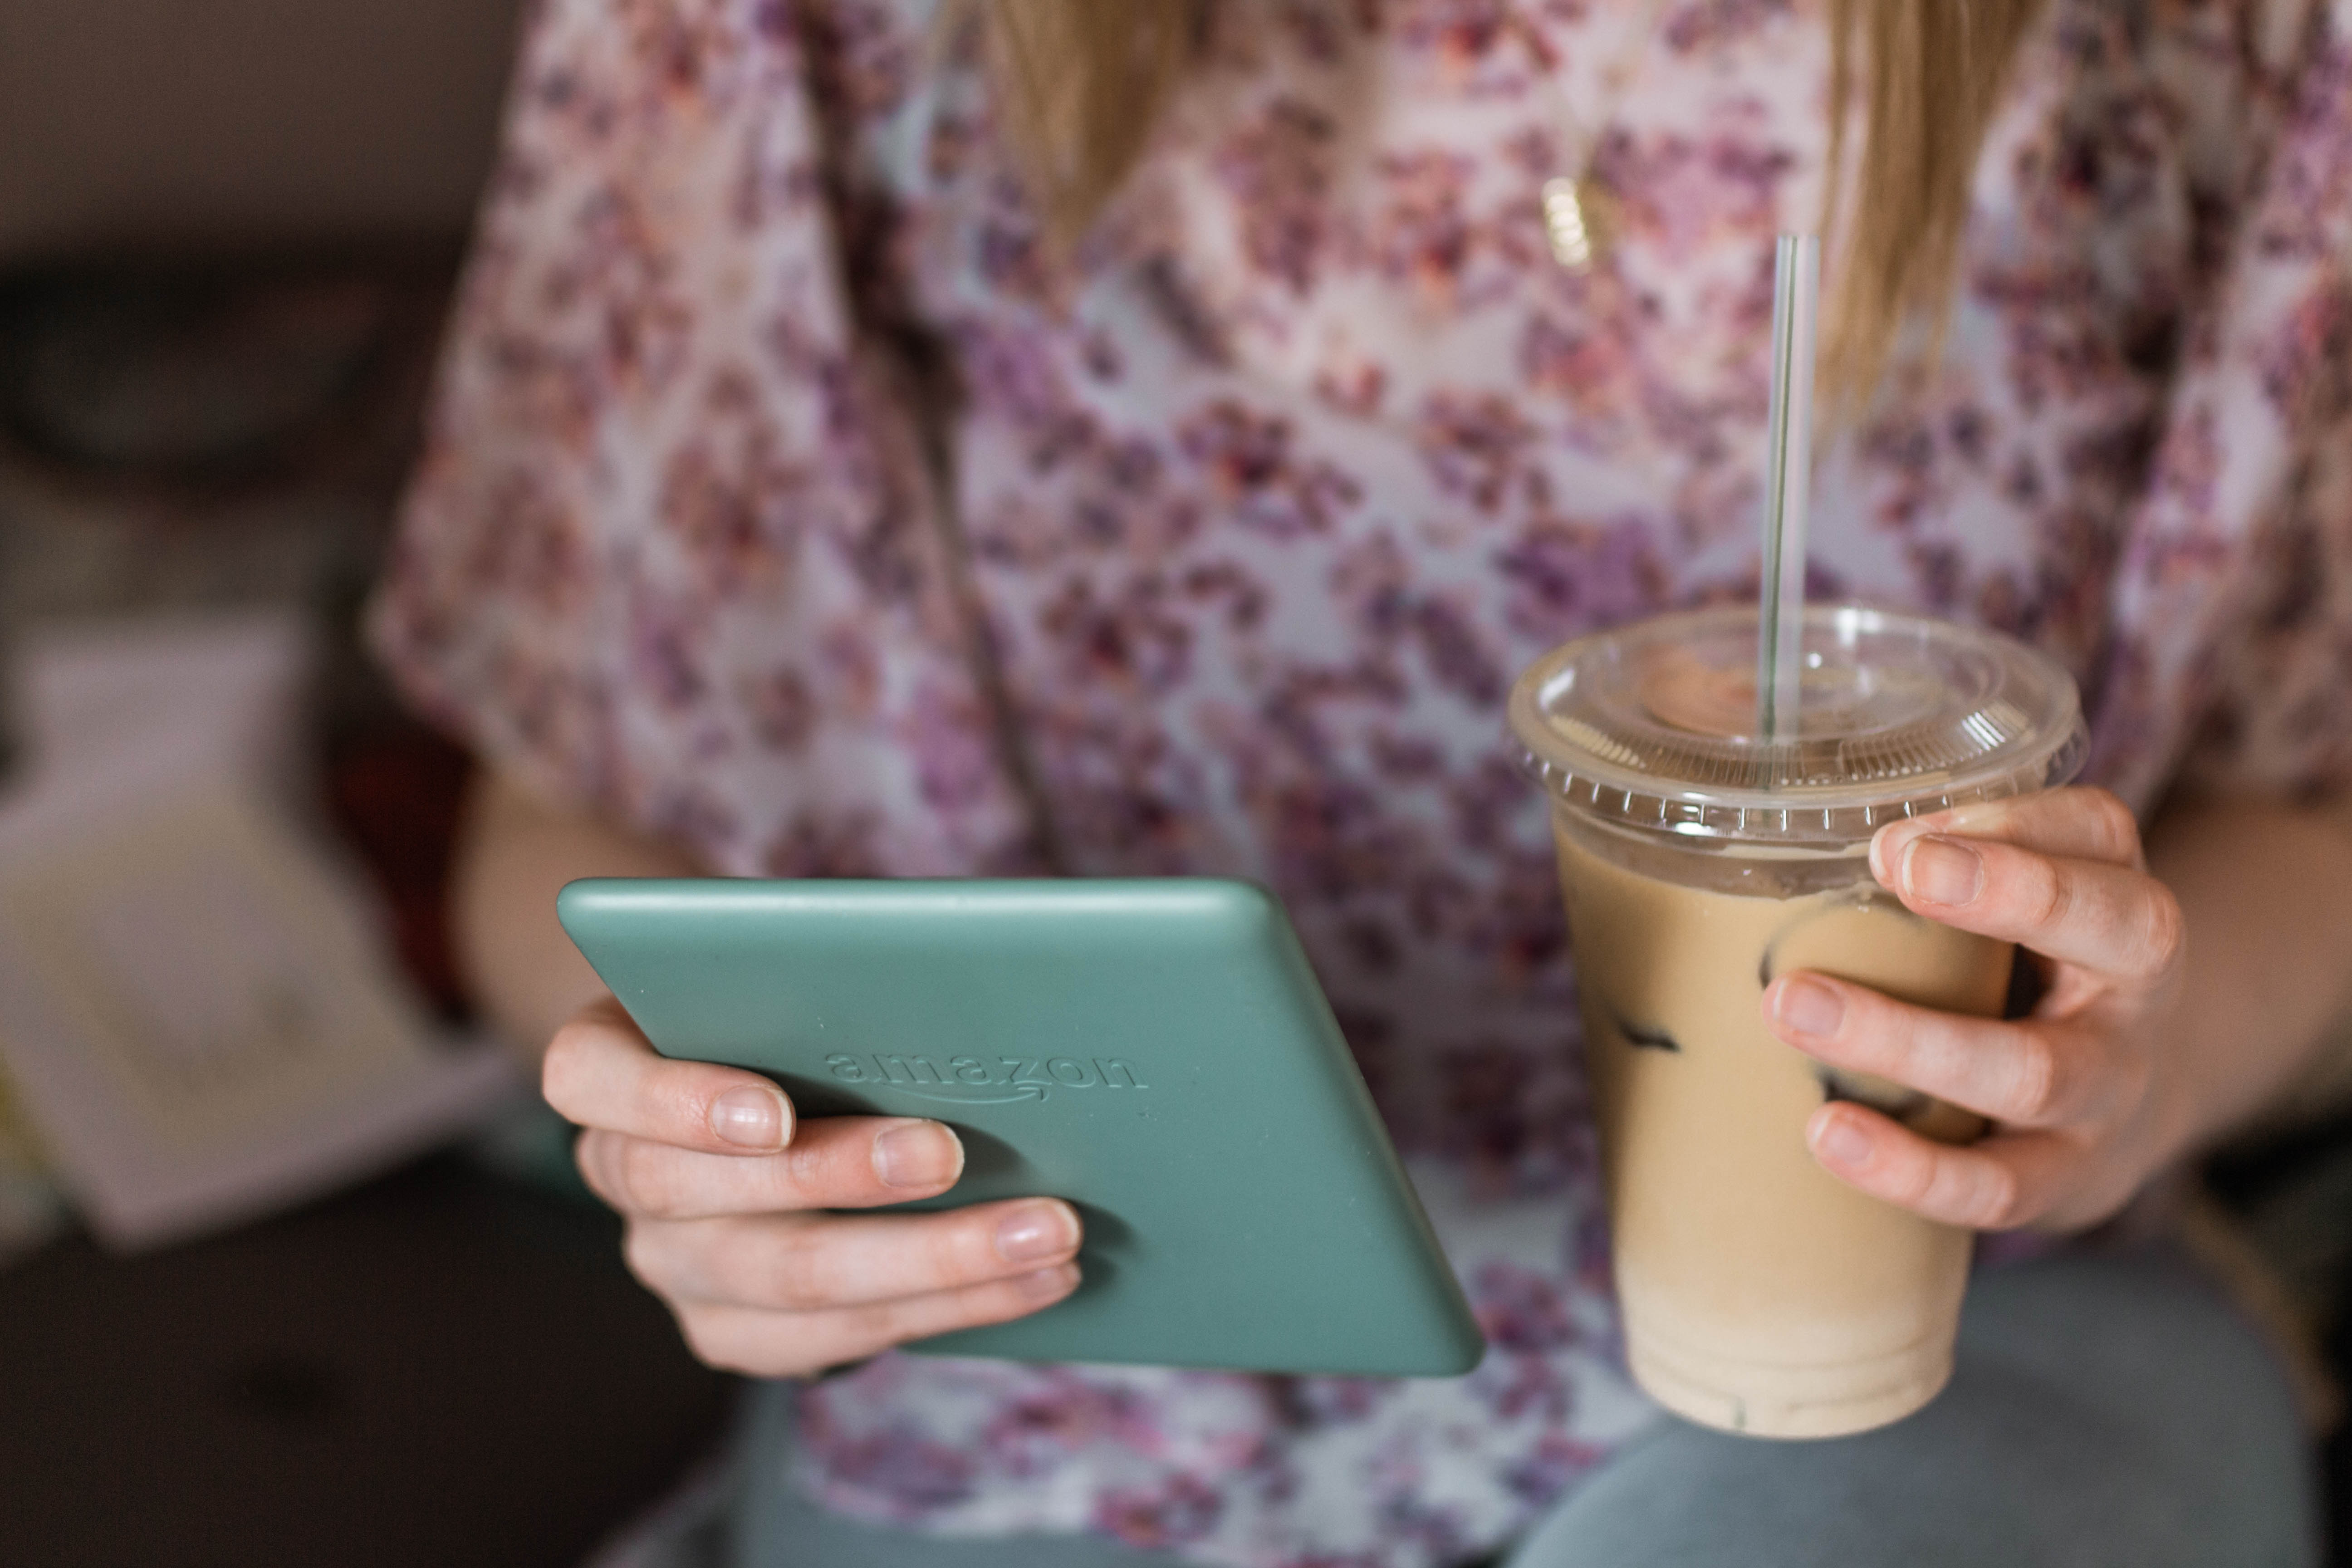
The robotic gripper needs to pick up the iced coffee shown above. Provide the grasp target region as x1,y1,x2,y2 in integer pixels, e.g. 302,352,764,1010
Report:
1508,605,2086,1438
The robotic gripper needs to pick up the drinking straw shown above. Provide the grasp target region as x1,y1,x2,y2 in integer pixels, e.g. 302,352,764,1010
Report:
1756,232,1819,744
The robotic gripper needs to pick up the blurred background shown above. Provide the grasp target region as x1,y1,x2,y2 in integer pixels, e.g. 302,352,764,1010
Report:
1,4,2351,1567
0,4,731,1564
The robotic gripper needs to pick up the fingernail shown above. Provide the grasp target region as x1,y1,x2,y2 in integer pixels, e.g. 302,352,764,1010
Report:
710,1087,788,1149
1903,836,1983,906
1815,1115,1874,1170
1015,1263,1080,1301
1773,976,1844,1039
872,1121,963,1189
996,1201,1078,1264
1869,826,1903,886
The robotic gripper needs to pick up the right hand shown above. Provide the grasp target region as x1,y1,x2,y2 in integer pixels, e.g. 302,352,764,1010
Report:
544,995,1084,1377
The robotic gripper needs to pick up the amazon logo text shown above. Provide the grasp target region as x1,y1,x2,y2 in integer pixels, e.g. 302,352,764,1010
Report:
822,1053,1147,1105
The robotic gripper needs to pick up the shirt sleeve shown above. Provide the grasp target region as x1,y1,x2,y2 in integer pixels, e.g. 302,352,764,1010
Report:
367,0,1036,876
2093,0,2352,806
2184,377,2352,801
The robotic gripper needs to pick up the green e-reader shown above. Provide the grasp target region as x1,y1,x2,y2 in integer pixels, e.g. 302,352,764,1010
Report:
557,877,1484,1377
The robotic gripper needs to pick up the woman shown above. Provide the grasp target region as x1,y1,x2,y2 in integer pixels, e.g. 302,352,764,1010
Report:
375,2,2352,1563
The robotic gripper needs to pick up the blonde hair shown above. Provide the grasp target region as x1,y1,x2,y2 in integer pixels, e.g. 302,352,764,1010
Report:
1823,0,2043,408
975,0,2042,414
973,0,1200,252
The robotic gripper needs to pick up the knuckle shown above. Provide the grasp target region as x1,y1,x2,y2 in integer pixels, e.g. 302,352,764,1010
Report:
2021,858,2073,936
2117,1034,2159,1112
1936,1156,2019,1229
1881,1008,1944,1084
839,1297,916,1356
539,1022,595,1112
2006,1028,2065,1122
742,1152,806,1213
574,1132,619,1206
674,1310,757,1377
956,1285,1030,1332
620,1222,673,1294
1881,1142,1940,1210
973,1270,1070,1326
614,1138,685,1217
1971,1163,2026,1229
1839,985,1900,1056
782,1137,849,1200
2082,789,2142,862
1864,1001,1940,1087
942,1212,1006,1285
754,1225,838,1311
2135,885,2187,977
643,1071,711,1146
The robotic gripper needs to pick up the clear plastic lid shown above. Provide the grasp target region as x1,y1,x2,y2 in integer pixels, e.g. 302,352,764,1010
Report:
1508,604,2087,848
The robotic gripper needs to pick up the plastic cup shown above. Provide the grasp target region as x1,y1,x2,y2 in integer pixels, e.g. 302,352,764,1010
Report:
1507,604,2087,1438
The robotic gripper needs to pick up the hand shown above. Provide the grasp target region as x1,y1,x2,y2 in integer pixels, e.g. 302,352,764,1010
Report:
1761,787,2190,1233
542,996,1083,1377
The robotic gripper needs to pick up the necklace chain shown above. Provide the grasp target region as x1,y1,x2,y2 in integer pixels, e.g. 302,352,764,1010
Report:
1537,0,1671,270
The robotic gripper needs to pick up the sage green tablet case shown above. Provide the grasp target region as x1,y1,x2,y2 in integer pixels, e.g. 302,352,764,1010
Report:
558,878,1484,1376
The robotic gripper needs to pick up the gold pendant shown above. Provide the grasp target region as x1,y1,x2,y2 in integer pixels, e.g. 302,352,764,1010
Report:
1541,176,1615,271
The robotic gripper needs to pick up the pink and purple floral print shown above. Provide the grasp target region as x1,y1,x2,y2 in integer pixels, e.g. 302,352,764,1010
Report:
372,1,2352,1563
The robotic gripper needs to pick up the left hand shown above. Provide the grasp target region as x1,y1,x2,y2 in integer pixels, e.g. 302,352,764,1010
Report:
1761,787,2190,1233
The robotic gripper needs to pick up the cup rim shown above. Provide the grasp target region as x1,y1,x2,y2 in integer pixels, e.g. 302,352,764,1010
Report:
1506,604,2088,848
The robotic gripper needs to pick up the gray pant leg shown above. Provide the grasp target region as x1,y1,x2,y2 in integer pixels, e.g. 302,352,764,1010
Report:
1508,1247,2319,1568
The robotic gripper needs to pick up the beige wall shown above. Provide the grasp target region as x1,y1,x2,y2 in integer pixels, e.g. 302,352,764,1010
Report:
0,0,525,262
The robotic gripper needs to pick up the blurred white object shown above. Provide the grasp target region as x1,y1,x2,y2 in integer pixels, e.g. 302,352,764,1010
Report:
0,612,519,1250
17,613,309,780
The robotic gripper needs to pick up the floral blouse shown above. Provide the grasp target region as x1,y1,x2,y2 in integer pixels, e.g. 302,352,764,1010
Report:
373,0,2352,1563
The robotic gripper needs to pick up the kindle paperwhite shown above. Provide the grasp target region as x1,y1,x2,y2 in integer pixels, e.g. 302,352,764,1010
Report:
557,877,1484,1376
